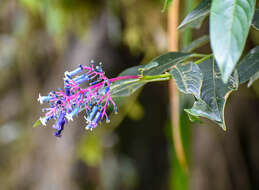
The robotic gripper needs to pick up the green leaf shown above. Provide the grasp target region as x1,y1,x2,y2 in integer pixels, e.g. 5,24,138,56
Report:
178,0,211,30
237,46,259,86
143,52,193,76
162,0,172,12
33,119,42,127
210,0,256,82
170,62,203,98
178,1,259,32
118,65,143,76
182,35,209,53
185,58,239,130
252,8,259,30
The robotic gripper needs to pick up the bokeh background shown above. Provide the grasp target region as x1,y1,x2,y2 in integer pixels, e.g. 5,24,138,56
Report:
0,0,259,190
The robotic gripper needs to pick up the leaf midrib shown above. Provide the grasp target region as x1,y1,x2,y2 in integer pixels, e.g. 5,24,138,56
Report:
212,59,221,120
224,0,237,67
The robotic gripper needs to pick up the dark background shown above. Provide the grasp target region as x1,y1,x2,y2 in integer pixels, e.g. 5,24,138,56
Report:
0,0,258,190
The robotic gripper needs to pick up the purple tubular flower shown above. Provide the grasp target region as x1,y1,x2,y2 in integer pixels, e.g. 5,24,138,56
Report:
38,94,53,104
75,76,90,85
38,60,140,137
53,112,66,137
65,66,83,78
104,87,110,94
53,111,66,130
53,122,64,137
85,106,98,123
85,111,101,130
73,74,87,82
92,111,102,126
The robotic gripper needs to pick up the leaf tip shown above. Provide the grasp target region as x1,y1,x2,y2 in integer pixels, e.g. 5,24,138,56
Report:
219,120,227,131
221,124,227,131
220,67,233,84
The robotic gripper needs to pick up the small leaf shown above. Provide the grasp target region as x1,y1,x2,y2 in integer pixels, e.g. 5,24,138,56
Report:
182,35,209,53
185,58,239,130
237,46,259,85
170,62,203,98
144,52,193,76
33,119,42,128
162,0,172,12
119,65,143,76
142,62,159,71
178,0,211,30
252,8,259,30
210,0,256,82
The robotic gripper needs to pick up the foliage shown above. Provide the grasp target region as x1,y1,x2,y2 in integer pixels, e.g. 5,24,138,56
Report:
210,0,256,82
106,0,259,130
105,44,259,130
178,0,210,30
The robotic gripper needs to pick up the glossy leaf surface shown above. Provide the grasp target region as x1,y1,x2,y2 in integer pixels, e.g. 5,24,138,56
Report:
237,46,259,86
178,0,210,30
210,0,256,82
143,52,192,75
170,62,202,98
185,58,238,130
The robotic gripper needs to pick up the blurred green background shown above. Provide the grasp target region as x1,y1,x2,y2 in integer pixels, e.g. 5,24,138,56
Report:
0,0,259,190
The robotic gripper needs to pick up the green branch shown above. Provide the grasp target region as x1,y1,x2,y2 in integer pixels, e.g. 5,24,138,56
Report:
140,72,171,82
194,54,213,64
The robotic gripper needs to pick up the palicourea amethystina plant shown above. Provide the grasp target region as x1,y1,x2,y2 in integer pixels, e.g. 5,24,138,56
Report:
37,60,139,137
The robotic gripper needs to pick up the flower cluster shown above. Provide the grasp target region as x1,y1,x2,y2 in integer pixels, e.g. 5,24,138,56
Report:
38,60,139,137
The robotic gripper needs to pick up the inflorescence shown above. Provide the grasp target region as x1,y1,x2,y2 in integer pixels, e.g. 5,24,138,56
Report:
38,60,139,137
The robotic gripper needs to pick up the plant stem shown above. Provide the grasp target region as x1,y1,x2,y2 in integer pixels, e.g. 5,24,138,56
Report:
110,73,171,92
194,53,213,64
192,53,209,58
168,0,189,174
111,73,172,84
141,73,171,81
